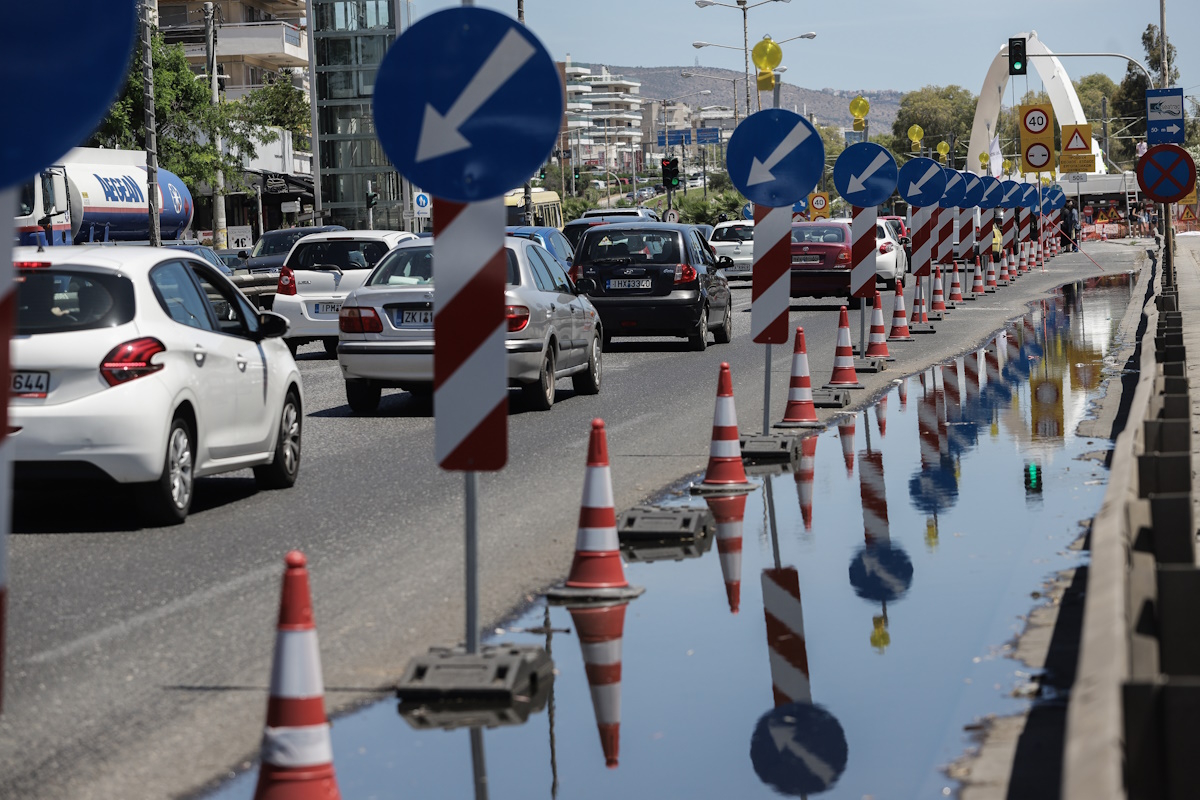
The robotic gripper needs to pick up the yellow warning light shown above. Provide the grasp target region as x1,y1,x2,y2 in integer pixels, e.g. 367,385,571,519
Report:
756,70,775,91
908,124,923,152
751,35,782,71
979,151,989,166
870,615,891,653
936,141,950,156
1003,159,1013,173
849,95,870,121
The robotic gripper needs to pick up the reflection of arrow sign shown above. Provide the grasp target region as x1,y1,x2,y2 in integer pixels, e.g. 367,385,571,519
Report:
416,28,536,162
748,119,813,186
907,163,941,196
860,552,909,596
847,150,891,194
768,720,838,786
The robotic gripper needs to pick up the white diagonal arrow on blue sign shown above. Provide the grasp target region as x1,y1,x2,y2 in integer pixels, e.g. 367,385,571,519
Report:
980,181,1000,204
747,119,814,186
848,150,892,194
907,163,942,197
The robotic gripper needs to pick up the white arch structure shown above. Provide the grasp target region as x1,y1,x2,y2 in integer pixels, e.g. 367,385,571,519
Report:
967,31,1108,175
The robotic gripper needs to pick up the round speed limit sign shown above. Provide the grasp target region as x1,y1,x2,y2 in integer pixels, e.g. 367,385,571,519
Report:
1023,107,1050,136
811,194,827,211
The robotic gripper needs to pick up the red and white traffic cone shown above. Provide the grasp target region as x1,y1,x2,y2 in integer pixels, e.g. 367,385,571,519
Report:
567,601,629,769
949,262,964,303
1018,243,1028,273
970,257,985,296
705,493,747,613
254,552,340,800
825,307,862,388
910,282,927,325
547,420,644,601
838,416,856,476
775,327,822,428
985,255,998,291
692,363,757,494
795,435,816,531
931,267,947,312
997,250,1010,283
864,291,891,359
888,281,914,342
876,395,888,437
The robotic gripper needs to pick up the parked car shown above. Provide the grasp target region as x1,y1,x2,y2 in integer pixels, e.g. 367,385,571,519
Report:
505,225,576,271
244,225,347,274
273,230,419,356
9,246,303,524
215,248,248,271
708,220,754,280
169,244,233,276
337,236,602,413
573,222,733,351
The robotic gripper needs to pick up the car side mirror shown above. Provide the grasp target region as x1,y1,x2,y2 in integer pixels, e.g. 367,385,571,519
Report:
256,310,290,340
900,236,911,246
718,256,734,267
238,250,249,259
575,277,597,294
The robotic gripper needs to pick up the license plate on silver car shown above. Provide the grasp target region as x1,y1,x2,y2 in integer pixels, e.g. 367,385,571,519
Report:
397,309,434,326
607,278,652,290
793,255,821,264
11,371,49,398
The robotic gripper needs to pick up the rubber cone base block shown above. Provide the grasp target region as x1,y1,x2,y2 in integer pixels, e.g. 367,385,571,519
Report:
689,480,758,496
544,583,645,602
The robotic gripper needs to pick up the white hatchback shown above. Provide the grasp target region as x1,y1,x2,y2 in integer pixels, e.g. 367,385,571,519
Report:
9,247,303,524
272,230,418,356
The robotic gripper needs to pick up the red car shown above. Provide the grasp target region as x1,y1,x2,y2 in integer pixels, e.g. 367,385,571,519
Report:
789,220,861,308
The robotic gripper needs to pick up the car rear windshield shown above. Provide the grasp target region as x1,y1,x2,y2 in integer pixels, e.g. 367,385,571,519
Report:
16,268,135,335
366,246,520,287
576,229,685,265
287,238,392,271
563,221,612,249
711,224,753,242
792,225,847,243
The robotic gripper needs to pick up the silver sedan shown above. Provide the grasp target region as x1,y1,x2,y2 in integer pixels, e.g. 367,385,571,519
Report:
336,236,603,413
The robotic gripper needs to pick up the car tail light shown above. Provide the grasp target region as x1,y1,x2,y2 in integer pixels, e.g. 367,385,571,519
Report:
14,261,51,269
506,305,530,332
339,306,383,333
569,263,583,282
836,247,851,264
277,266,297,296
100,337,166,387
879,242,894,254
673,264,698,284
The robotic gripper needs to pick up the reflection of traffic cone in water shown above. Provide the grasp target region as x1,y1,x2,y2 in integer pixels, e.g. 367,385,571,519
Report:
888,281,914,341
897,376,908,410
795,435,817,530
761,567,812,707
776,327,821,427
963,350,981,408
875,395,887,438
837,417,855,476
696,363,756,492
254,552,341,800
826,307,862,388
547,420,644,601
941,359,960,423
704,493,747,613
567,602,629,769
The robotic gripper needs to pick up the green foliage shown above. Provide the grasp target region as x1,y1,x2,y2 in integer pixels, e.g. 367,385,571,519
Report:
239,70,309,143
85,33,276,192
1074,73,1118,123
563,196,597,222
708,172,733,193
889,85,978,166
1112,24,1179,165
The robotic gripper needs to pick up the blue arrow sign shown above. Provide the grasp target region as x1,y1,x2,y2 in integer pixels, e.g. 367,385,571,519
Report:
849,542,914,603
999,180,1023,209
938,168,966,208
833,142,898,207
373,7,563,202
896,157,947,207
751,703,849,797
726,109,824,206
977,176,1003,209
960,172,985,207
0,2,137,189
1048,187,1066,211
793,198,808,214
1146,87,1185,145
742,202,755,220
1020,184,1039,208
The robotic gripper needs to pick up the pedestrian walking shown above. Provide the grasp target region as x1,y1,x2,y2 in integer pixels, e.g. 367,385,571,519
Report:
1065,200,1080,251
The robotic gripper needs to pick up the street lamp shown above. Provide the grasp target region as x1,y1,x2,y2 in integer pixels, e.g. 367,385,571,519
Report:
681,70,741,125
694,0,792,116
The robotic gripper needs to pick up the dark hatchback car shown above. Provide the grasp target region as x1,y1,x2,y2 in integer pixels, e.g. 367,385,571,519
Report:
244,225,346,274
573,222,732,351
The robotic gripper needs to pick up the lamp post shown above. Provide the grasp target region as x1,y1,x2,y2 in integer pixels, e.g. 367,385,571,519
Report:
650,90,712,203
680,70,741,125
693,32,815,113
694,0,793,116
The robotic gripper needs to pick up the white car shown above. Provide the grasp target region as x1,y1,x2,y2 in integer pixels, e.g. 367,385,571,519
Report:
337,236,602,413
10,246,303,524
272,229,418,356
875,219,904,288
708,220,754,279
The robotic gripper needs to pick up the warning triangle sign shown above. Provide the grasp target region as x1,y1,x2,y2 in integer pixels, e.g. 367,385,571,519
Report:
1065,130,1088,152
1181,206,1196,222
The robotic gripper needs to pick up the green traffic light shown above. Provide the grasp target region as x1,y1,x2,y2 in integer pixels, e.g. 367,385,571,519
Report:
1013,60,1023,71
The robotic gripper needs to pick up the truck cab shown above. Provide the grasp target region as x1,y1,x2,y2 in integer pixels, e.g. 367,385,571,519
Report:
16,169,72,246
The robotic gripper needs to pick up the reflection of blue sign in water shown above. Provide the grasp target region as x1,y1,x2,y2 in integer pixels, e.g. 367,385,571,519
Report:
999,180,1022,209
938,168,966,208
896,157,947,207
849,542,914,603
726,109,823,207
1,3,138,188
373,7,563,201
960,172,985,207
833,142,898,207
657,130,693,147
697,127,722,145
751,703,848,796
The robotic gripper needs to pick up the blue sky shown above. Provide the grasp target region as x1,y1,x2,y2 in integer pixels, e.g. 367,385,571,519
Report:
410,1,1199,101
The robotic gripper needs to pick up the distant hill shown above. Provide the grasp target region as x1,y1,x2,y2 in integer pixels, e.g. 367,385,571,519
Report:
605,64,902,131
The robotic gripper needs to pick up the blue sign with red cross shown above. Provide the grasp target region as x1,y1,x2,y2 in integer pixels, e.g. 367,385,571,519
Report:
1137,143,1197,204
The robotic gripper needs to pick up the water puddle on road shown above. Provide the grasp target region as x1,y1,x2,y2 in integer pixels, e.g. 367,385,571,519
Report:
208,274,1135,799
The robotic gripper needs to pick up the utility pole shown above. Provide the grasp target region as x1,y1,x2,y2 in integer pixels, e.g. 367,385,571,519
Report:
518,0,534,224
204,2,228,249
305,0,324,226
142,0,161,245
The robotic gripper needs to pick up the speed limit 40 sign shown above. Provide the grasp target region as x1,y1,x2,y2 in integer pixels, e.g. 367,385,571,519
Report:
808,191,829,219
1021,105,1053,137
1019,103,1055,170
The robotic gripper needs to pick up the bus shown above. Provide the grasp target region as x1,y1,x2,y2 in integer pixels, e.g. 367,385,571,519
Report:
504,188,563,229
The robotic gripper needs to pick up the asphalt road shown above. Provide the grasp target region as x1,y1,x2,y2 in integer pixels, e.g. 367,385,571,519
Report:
0,243,1139,799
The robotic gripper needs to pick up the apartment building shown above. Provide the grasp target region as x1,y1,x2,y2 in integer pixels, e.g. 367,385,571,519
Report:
563,59,643,173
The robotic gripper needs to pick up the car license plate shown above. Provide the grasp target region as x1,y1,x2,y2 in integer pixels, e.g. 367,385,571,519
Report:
11,371,49,398
607,278,652,290
398,309,434,326
793,255,821,264
313,302,341,315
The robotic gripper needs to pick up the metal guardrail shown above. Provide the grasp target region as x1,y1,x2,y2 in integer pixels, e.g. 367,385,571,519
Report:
1063,245,1199,799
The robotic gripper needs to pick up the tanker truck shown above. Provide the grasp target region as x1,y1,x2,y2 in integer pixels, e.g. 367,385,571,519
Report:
14,147,193,246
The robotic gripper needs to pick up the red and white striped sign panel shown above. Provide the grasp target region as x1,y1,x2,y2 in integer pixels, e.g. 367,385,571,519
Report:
850,205,877,298
0,189,13,712
433,198,507,470
751,205,793,344
910,206,933,278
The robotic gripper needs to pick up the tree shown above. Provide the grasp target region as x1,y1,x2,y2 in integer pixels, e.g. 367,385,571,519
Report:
1074,73,1118,124
240,70,309,144
1111,24,1179,164
85,33,274,192
889,85,978,164
708,171,733,193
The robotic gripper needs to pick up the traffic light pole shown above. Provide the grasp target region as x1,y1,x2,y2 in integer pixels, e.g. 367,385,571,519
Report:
366,180,374,230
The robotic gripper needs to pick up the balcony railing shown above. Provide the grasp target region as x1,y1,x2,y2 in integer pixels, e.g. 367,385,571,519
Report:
174,21,308,67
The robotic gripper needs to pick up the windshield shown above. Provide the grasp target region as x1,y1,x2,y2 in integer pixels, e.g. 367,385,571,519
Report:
251,230,311,257
577,229,684,265
366,246,520,286
711,224,753,242
16,268,136,335
792,225,848,243
287,239,391,271
19,180,35,217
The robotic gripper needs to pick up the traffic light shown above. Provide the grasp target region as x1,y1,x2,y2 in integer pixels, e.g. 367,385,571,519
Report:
539,168,547,180
1023,461,1042,494
365,190,379,208
573,167,581,180
662,157,680,189
1008,37,1027,75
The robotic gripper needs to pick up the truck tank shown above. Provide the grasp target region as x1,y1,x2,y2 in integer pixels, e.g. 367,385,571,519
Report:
64,163,194,243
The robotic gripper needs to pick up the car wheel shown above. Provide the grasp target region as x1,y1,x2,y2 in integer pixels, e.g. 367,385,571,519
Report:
572,336,603,395
883,277,897,292
602,331,613,351
253,389,302,489
713,303,733,344
138,415,194,526
323,337,339,358
286,339,300,356
688,307,709,351
345,379,381,415
523,347,556,410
